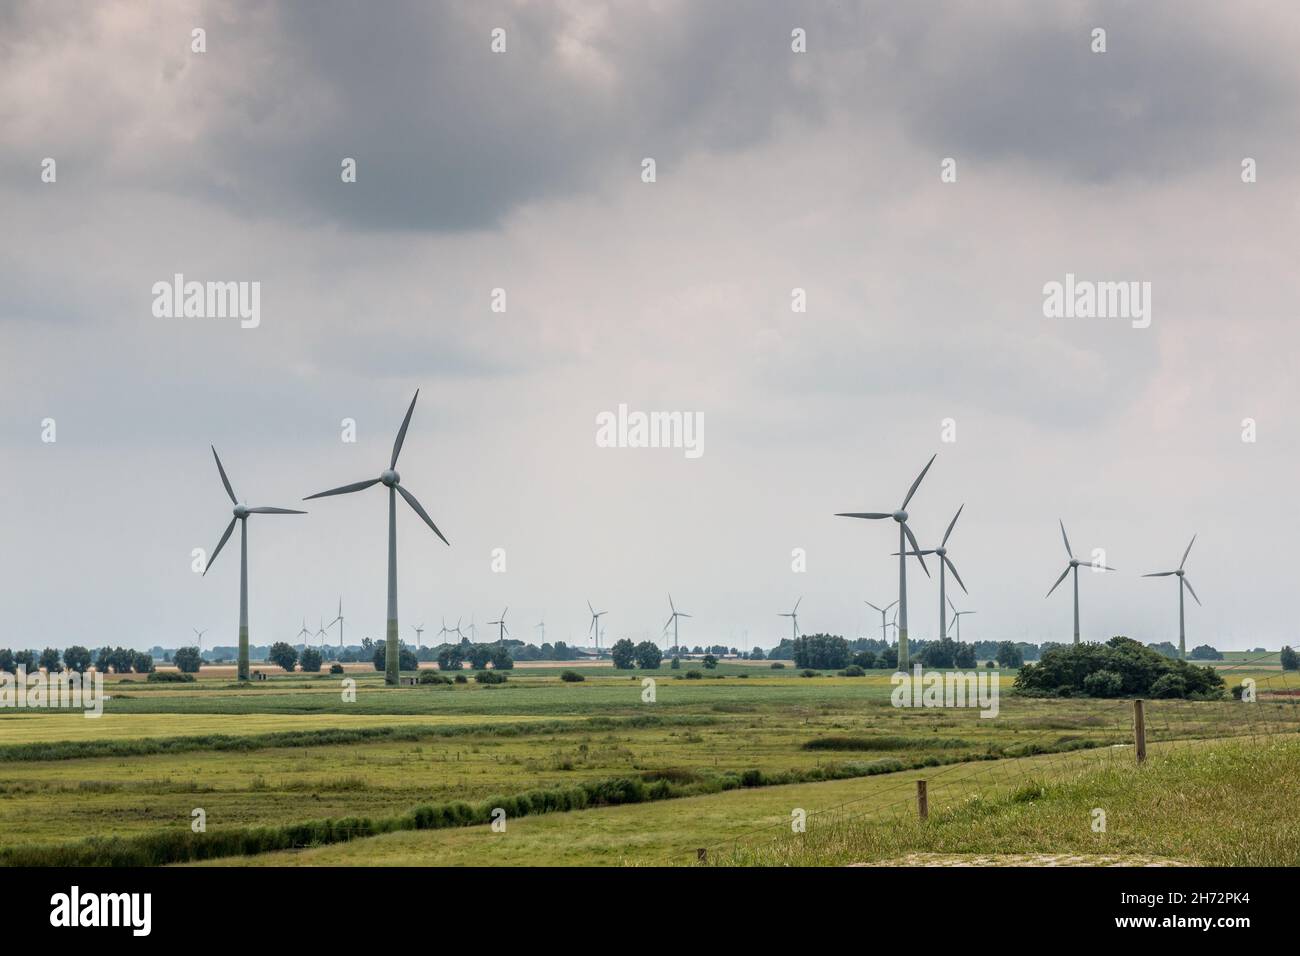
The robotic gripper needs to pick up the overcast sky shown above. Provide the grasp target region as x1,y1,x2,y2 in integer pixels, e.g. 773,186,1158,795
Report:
3,0,1299,653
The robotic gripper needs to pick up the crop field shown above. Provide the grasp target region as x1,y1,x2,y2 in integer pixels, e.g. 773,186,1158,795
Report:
1,662,1296,866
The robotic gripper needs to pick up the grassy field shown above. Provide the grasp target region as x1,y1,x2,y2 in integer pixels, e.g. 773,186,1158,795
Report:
0,663,1296,865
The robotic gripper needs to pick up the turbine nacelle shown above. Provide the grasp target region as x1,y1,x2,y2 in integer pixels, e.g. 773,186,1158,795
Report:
935,545,947,557
233,504,249,519
381,469,401,487
892,509,908,523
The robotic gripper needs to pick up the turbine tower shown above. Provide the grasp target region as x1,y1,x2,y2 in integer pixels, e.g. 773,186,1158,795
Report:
899,504,968,645
864,600,897,643
587,601,606,653
1142,534,1201,660
327,597,344,647
296,618,311,644
304,390,450,685
1046,520,1116,644
487,607,509,642
836,455,935,669
663,594,691,654
203,446,305,681
411,623,425,648
436,617,451,641
536,617,545,643
314,618,328,645
778,597,802,642
946,597,976,641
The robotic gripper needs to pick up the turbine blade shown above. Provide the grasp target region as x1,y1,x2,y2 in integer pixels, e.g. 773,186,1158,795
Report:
1180,534,1197,570
885,600,898,612
941,504,964,547
211,446,238,505
397,484,450,545
1183,578,1202,606
1142,571,1177,577
679,613,692,618
589,618,597,636
835,512,891,519
944,556,968,594
247,506,307,514
391,389,419,469
947,595,956,613
902,524,930,576
900,454,936,510
793,596,802,612
1045,565,1070,598
1059,519,1074,559
865,601,882,612
204,518,237,576
304,477,380,500
588,600,595,616
668,593,676,613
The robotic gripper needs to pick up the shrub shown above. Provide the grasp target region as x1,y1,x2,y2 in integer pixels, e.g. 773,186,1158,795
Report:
418,670,450,685
769,662,786,670
670,657,680,670
800,669,818,678
1082,669,1124,698
560,670,585,682
475,670,507,685
1281,646,1299,671
684,670,703,680
839,665,866,677
1015,636,1222,699
329,663,344,675
147,671,195,683
702,654,718,670
1150,674,1188,699
453,674,468,684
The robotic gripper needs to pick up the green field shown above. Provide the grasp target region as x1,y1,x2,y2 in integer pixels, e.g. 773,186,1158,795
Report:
0,663,1296,866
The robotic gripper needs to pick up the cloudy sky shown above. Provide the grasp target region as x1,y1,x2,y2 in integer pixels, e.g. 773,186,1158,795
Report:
3,0,1299,654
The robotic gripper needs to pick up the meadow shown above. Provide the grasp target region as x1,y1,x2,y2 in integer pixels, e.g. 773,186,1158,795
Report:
0,661,1295,866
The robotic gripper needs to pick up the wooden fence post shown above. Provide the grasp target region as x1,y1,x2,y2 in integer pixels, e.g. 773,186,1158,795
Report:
916,780,928,821
1133,698,1147,764
696,847,707,863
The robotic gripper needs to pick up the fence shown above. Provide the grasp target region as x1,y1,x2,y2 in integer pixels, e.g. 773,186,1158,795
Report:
690,669,1300,865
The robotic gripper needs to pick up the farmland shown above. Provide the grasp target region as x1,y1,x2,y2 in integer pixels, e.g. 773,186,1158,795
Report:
0,661,1295,866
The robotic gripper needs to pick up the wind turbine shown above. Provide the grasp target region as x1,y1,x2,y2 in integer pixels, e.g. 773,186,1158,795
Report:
536,617,545,643
411,623,425,648
453,617,465,641
587,601,606,653
487,607,509,642
946,597,976,641
663,594,691,654
192,628,207,653
304,390,450,685
778,597,802,642
314,618,328,645
327,597,344,647
465,614,477,642
1045,520,1116,644
203,446,305,681
836,455,934,669
1142,535,1201,660
436,617,451,642
898,504,968,645
864,600,897,644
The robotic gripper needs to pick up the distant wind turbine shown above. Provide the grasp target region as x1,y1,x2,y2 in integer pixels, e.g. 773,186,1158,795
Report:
663,594,691,655
536,617,545,642
836,455,935,669
192,628,207,653
587,601,606,653
465,614,477,642
1046,520,1116,644
488,607,509,642
314,618,329,645
411,623,425,648
453,617,465,641
295,618,311,643
203,446,305,681
946,596,976,641
1142,534,1201,660
864,600,898,643
778,597,802,642
898,504,968,644
436,617,451,641
304,390,450,685
327,597,344,647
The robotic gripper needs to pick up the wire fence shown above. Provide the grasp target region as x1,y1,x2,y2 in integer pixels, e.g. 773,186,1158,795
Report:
689,670,1300,865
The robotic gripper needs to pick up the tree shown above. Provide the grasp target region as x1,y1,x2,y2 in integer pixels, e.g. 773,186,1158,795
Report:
748,647,765,661
670,656,681,669
610,638,636,670
954,642,977,668
852,649,877,669
995,641,1023,668
468,644,493,669
268,641,298,672
1015,636,1223,699
1188,644,1223,661
437,645,464,671
39,648,62,673
702,654,718,669
131,651,155,674
299,647,323,673
0,649,13,674
173,646,203,674
62,646,92,673
1282,646,1299,671
634,641,663,669
373,644,418,673
491,644,514,670
14,650,36,671
917,637,957,669
791,634,850,670
877,645,898,669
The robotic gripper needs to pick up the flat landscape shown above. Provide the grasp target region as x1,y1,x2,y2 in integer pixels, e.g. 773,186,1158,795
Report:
2,660,1296,867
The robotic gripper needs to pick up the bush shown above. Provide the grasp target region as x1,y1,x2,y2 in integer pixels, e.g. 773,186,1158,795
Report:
702,654,718,670
173,646,203,674
670,657,680,669
800,669,818,678
1082,669,1123,698
559,670,585,682
299,647,323,673
1150,674,1188,699
769,662,786,670
418,670,451,685
146,671,195,683
684,670,703,680
329,662,344,674
475,670,507,684
1281,646,1299,671
1015,636,1223,700
839,665,866,677
453,674,468,684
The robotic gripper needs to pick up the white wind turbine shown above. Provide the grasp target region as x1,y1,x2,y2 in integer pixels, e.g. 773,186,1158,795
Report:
1045,520,1116,643
1142,535,1201,660
778,597,802,642
864,600,897,644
